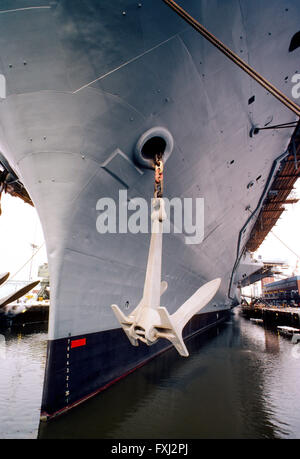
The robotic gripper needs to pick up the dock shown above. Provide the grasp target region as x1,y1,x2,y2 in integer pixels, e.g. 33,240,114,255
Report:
0,302,49,329
241,303,300,329
277,326,300,343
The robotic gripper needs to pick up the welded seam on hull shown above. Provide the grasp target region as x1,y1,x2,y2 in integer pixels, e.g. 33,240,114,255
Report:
72,33,187,94
0,6,51,14
63,245,199,286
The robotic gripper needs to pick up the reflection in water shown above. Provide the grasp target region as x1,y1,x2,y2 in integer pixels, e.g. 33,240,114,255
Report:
1,311,300,439
0,324,47,439
264,328,280,355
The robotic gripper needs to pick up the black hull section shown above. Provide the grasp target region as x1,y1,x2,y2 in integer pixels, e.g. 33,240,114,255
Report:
40,309,230,420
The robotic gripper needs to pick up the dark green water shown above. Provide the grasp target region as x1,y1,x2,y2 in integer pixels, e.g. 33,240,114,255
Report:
1,309,300,439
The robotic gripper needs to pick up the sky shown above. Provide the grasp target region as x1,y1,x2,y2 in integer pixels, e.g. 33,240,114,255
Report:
0,179,299,284
0,193,47,282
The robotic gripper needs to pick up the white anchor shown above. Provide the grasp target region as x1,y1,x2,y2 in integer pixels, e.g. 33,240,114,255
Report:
111,197,221,357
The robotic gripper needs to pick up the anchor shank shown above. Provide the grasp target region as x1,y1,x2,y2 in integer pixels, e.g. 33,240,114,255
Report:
142,209,164,309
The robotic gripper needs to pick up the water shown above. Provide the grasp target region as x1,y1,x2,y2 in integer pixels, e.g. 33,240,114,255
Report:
0,324,47,439
1,310,300,439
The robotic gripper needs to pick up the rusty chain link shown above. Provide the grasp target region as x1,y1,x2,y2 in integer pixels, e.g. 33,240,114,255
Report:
154,154,164,199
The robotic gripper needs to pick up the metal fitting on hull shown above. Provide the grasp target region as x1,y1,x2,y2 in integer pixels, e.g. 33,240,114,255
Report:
134,127,174,169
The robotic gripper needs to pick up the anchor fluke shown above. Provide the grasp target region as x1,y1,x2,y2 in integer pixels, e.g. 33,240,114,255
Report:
111,277,221,357
111,304,140,347
171,278,221,334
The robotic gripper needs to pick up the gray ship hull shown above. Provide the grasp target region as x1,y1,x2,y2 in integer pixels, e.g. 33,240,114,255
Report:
0,0,299,418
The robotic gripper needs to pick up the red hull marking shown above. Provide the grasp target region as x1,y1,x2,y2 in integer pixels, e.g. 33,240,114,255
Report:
71,338,86,349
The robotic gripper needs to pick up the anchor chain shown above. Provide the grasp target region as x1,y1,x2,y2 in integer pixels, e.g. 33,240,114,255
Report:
154,154,164,199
